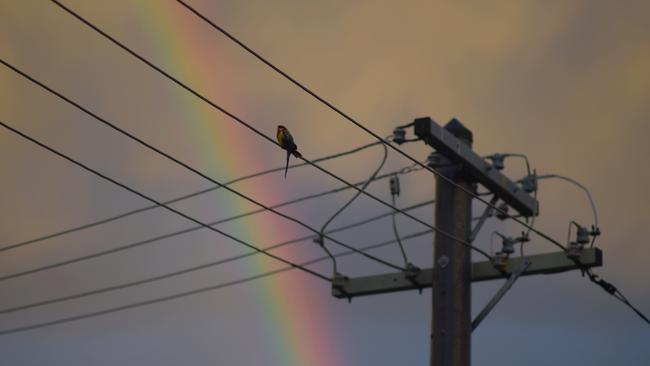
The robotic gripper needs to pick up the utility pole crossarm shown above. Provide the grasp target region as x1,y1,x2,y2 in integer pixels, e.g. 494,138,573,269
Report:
413,117,538,217
332,248,602,299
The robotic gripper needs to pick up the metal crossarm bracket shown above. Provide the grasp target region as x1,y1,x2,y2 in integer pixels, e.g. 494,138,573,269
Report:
332,248,602,299
471,259,531,331
413,117,539,217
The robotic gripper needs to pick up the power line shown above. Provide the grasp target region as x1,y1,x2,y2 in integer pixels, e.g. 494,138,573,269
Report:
0,60,407,272
316,142,388,275
0,201,433,315
584,268,650,326
0,120,330,283
0,230,433,336
320,143,387,235
0,140,382,253
389,175,410,266
537,174,599,232
0,166,427,282
614,289,650,326
171,0,573,255
170,1,650,330
43,1,492,261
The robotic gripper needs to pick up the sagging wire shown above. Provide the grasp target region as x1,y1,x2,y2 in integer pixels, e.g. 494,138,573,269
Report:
0,167,429,283
0,120,332,283
315,137,389,281
388,174,422,290
537,174,600,247
554,177,648,326
0,140,383,253
173,0,649,326
583,267,650,326
484,153,531,177
35,4,493,262
389,175,408,265
0,58,406,274
392,121,420,145
0,201,436,316
0,229,434,336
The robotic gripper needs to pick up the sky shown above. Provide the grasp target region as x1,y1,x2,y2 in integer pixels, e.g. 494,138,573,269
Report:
1,0,649,365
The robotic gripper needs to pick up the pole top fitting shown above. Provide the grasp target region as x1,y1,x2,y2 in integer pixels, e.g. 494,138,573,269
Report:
444,118,473,144
392,128,407,144
427,152,452,169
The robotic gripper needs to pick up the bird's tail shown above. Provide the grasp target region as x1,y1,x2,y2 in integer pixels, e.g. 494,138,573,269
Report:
292,150,302,158
284,151,291,178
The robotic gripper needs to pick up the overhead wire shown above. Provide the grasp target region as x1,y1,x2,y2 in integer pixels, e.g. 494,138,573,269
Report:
0,120,330,282
170,0,571,254
43,1,493,261
0,167,428,283
0,200,434,316
0,140,383,253
0,230,433,336
583,268,650,326
388,174,411,267
45,0,650,329
168,0,649,329
537,173,599,246
316,140,388,275
0,59,407,273
613,288,650,326
0,166,426,282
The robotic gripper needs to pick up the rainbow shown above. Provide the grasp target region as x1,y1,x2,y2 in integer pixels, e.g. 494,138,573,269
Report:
134,2,342,365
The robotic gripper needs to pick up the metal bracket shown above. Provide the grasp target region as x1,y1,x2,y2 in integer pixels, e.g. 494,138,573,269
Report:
471,259,532,331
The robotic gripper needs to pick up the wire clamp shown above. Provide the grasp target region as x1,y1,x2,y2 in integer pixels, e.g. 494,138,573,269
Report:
332,273,352,302
392,127,407,144
403,262,422,294
495,203,510,220
520,172,538,193
485,153,505,170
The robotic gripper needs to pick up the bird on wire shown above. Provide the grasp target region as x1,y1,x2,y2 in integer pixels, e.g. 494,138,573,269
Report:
277,125,302,178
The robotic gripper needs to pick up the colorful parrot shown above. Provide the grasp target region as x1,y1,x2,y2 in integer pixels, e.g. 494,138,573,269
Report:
276,125,302,178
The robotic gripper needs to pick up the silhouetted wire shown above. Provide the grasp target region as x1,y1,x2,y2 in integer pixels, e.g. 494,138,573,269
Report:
390,188,409,266
583,268,650,327
495,153,531,177
0,165,426,282
531,173,629,320
0,230,433,336
317,142,388,274
0,140,382,253
170,0,571,253
0,120,330,282
43,1,493,261
172,0,650,328
537,174,599,246
0,60,406,272
0,200,434,315
614,289,650,325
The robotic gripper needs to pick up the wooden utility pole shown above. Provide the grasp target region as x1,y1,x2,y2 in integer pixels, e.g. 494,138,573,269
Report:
331,117,603,366
430,120,473,366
